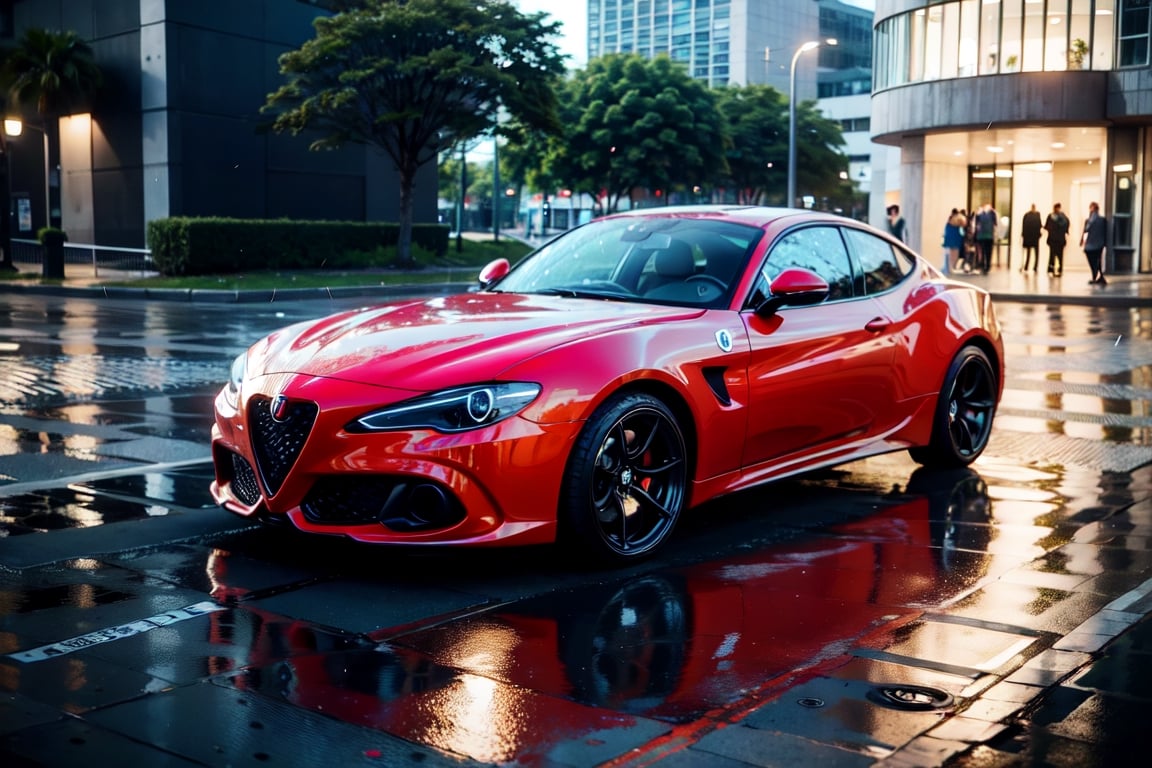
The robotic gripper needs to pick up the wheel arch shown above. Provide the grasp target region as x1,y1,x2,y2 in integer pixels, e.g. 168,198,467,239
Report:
597,378,700,487
959,332,1004,396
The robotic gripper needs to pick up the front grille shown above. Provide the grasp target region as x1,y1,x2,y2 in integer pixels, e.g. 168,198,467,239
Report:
230,452,262,505
302,476,465,532
248,395,318,497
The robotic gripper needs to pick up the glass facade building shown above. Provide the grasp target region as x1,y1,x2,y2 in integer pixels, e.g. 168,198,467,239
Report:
586,0,879,200
586,1,872,96
871,0,1151,274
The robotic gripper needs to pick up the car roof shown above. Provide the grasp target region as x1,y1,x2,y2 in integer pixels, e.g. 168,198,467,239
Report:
604,205,857,229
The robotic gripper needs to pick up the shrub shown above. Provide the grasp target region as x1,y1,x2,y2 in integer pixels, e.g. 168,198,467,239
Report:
37,226,68,245
146,218,450,276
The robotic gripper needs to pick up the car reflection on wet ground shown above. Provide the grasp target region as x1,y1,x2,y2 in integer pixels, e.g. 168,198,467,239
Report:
0,296,1149,765
1,455,1149,765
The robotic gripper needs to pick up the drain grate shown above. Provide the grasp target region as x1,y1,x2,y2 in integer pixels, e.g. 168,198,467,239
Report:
867,685,954,711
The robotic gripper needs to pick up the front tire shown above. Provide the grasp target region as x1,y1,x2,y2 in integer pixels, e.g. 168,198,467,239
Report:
560,393,688,564
910,345,998,468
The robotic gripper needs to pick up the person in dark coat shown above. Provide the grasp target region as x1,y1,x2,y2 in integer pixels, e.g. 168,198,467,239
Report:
973,203,998,273
1020,204,1042,273
1043,202,1070,277
1080,201,1108,285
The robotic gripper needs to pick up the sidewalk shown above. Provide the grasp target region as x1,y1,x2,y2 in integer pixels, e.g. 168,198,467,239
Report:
951,266,1152,308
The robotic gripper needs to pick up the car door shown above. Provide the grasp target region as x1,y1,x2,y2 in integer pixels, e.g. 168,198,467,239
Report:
840,225,926,429
739,225,900,471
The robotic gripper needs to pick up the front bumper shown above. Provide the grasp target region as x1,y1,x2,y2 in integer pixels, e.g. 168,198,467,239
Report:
210,382,578,547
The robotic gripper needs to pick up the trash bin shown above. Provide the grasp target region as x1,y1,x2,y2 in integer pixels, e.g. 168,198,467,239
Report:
39,228,66,279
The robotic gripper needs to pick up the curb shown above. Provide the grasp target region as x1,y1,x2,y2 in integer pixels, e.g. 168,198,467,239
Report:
986,290,1143,309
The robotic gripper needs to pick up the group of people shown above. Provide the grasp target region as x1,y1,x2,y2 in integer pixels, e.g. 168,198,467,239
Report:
938,201,1108,285
939,203,1002,275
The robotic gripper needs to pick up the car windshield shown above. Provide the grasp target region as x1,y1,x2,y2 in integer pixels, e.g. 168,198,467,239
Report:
492,216,763,308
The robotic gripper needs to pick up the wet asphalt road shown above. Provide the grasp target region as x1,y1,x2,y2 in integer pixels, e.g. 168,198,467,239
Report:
0,292,1150,766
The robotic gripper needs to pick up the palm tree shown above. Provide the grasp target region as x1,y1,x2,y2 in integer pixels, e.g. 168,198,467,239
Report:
0,28,102,255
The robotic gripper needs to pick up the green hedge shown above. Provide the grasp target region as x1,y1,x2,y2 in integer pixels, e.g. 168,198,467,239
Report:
146,218,451,276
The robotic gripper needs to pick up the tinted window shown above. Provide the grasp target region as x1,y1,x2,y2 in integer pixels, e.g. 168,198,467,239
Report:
756,226,853,303
498,216,761,308
843,227,915,295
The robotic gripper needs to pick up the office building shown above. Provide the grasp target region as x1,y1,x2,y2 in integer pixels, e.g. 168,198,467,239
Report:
872,0,1150,274
1,0,433,250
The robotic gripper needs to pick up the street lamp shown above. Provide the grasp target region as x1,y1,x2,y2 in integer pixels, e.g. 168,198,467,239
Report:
3,118,51,232
788,38,836,209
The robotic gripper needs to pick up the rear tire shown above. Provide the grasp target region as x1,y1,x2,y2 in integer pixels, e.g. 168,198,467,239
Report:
559,393,688,564
909,345,997,468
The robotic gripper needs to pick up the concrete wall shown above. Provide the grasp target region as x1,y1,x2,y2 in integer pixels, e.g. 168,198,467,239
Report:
872,72,1111,145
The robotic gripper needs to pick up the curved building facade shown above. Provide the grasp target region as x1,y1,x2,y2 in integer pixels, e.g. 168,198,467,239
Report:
871,0,1149,275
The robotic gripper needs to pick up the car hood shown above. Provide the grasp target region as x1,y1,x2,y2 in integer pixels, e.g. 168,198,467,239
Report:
251,292,704,391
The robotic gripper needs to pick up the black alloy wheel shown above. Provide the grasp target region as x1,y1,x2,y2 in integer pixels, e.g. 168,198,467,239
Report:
910,345,998,468
561,393,688,563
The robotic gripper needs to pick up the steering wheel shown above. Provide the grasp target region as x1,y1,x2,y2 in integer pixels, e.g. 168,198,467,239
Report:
686,274,728,291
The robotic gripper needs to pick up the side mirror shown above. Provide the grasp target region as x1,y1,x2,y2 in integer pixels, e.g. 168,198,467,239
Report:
754,267,830,316
478,258,510,289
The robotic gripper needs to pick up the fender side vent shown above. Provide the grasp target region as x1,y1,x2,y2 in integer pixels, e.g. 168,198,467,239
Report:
702,366,731,406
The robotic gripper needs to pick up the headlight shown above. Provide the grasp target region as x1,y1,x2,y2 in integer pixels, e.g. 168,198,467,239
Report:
347,383,541,433
224,352,246,409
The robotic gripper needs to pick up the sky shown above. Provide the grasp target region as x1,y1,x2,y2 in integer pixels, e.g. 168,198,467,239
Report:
515,1,588,68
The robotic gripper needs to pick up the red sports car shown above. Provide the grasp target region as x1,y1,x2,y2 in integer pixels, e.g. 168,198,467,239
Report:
210,206,1003,563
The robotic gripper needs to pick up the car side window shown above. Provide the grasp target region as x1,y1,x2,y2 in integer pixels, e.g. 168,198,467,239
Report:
756,226,853,303
843,227,914,295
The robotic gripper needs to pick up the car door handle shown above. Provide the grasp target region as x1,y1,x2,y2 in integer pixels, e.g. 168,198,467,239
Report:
864,317,890,333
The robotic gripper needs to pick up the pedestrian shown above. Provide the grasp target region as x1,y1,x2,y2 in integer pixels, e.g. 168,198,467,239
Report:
1043,202,1070,277
960,209,976,272
887,204,906,243
943,208,967,273
1020,203,1042,273
1080,201,1108,285
973,203,998,273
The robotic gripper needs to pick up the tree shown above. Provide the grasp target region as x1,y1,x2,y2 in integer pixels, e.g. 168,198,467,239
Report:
263,0,566,267
793,100,850,204
543,54,729,214
0,29,102,267
715,84,849,207
716,84,788,205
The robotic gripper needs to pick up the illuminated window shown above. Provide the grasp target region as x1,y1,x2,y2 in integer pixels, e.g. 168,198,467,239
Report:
874,0,1121,88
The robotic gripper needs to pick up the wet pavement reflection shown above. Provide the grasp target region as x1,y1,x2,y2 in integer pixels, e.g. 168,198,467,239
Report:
0,297,1149,764
2,454,1148,765
0,464,216,535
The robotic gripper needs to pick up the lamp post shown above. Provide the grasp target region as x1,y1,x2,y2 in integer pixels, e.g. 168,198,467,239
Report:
492,133,500,242
0,134,12,271
787,38,836,209
3,118,50,232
